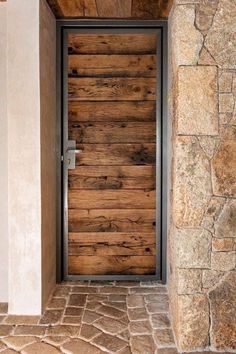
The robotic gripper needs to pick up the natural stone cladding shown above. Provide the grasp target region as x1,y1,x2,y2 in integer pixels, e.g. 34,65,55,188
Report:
169,0,236,352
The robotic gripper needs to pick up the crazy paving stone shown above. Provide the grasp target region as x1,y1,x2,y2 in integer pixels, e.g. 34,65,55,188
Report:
127,295,144,308
2,336,38,351
128,308,148,321
80,324,102,340
39,310,63,325
154,329,175,347
83,310,102,324
129,320,152,335
62,338,105,354
130,335,156,354
14,326,46,336
0,326,14,337
96,305,125,319
92,332,127,352
46,325,80,337
151,314,171,329
94,317,127,335
68,294,87,307
22,342,61,354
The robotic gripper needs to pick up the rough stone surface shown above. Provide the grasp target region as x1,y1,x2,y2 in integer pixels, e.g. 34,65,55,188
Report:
130,335,156,354
129,320,152,335
198,46,216,65
212,238,235,252
205,0,236,68
201,197,226,232
177,228,211,268
2,336,38,351
173,137,212,227
171,5,203,66
211,251,235,272
154,329,175,347
212,140,236,197
62,339,104,354
22,342,61,354
151,314,171,329
178,295,210,350
219,93,234,113
177,66,218,136
202,270,224,289
195,1,219,34
178,269,202,294
214,199,236,238
92,333,127,352
219,72,233,92
209,271,236,349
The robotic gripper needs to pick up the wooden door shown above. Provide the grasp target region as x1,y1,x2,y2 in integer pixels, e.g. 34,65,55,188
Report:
63,29,160,277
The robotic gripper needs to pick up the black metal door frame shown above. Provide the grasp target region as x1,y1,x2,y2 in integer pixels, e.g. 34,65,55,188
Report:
56,20,168,283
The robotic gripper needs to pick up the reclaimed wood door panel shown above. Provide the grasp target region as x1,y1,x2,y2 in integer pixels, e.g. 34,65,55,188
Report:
68,166,156,190
69,101,156,122
68,55,156,78
66,32,158,276
68,232,156,256
68,34,157,54
75,144,156,165
69,190,156,209
68,256,156,275
68,209,156,233
68,77,156,101
69,122,156,143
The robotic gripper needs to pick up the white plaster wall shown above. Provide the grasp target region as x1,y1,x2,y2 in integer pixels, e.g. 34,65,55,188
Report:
0,2,8,303
7,0,42,314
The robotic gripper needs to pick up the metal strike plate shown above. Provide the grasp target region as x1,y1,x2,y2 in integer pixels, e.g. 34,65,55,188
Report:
66,140,82,170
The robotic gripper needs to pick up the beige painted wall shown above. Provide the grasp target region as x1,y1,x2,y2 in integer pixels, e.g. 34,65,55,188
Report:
40,0,57,309
7,0,56,314
0,2,8,303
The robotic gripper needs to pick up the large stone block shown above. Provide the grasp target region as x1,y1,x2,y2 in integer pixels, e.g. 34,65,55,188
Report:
211,251,235,272
173,136,212,227
205,0,236,68
195,0,219,34
171,5,203,67
201,197,226,232
212,141,236,197
177,228,211,268
177,66,218,135
214,199,236,238
178,269,202,294
178,295,209,351
209,271,236,350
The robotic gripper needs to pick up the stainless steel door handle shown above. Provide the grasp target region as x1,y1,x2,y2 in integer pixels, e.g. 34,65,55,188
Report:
65,140,82,169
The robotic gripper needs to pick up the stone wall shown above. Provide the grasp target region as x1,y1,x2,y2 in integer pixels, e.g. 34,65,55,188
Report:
168,0,236,351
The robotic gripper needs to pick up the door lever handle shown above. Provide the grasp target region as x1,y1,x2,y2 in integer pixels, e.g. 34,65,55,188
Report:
66,148,83,154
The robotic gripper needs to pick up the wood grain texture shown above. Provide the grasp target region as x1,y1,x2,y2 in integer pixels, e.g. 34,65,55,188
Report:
69,189,155,209
69,232,155,255
68,77,156,101
68,209,156,233
68,34,157,55
96,0,132,17
69,122,156,143
68,101,156,122
57,0,98,17
75,144,156,165
68,54,156,78
68,166,156,190
68,255,156,275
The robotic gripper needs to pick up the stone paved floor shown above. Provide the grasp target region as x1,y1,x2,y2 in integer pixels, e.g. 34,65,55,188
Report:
0,281,178,354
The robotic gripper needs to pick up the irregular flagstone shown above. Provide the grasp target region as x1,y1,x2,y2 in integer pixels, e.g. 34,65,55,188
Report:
53,286,70,297
129,320,152,335
108,295,126,302
144,294,169,303
0,340,7,351
83,310,101,324
0,304,8,315
14,325,46,336
68,294,86,307
130,287,165,294
71,287,98,294
150,314,171,329
156,349,178,354
39,310,63,325
98,287,128,295
21,342,61,354
214,199,236,238
65,307,83,316
94,317,127,335
0,326,14,337
118,347,132,354
130,335,156,354
126,295,144,308
80,324,102,340
102,301,127,311
173,136,212,227
171,5,203,66
128,308,148,321
205,0,236,68
92,332,127,352
146,301,169,314
209,271,236,350
62,316,82,324
154,329,175,347
178,295,209,351
4,316,40,325
177,66,218,136
1,350,18,354
118,329,130,341
2,336,38,351
46,325,80,337
62,338,105,354
47,298,66,309
96,305,124,319
42,336,69,346
176,228,211,268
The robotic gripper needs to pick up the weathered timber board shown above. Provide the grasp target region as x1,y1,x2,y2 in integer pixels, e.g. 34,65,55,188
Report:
68,101,156,122
68,209,156,233
75,144,156,165
68,165,156,190
68,232,155,255
68,55,156,78
68,34,157,55
69,122,156,143
68,255,156,275
68,189,156,209
68,77,156,101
